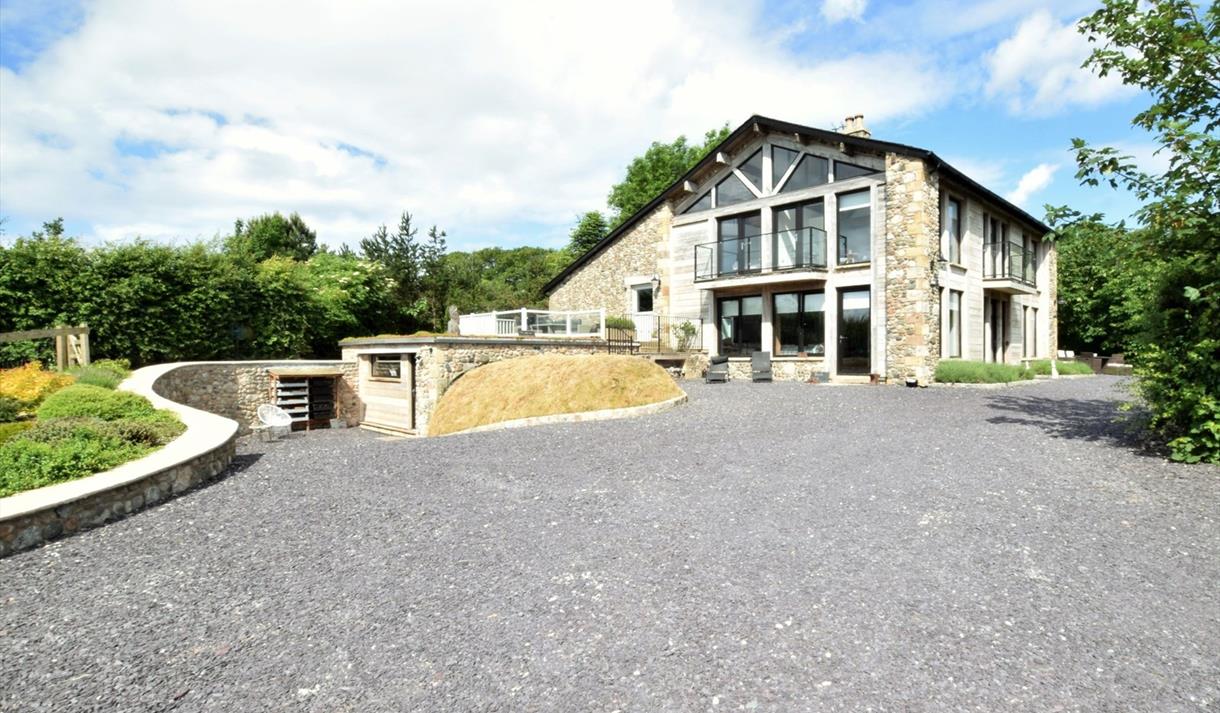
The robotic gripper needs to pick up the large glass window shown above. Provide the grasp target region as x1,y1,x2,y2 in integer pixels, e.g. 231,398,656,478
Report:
738,149,763,192
718,295,763,356
716,172,754,207
837,190,871,264
780,154,829,193
682,191,711,214
772,145,799,187
946,198,963,264
773,199,826,270
717,212,761,276
834,161,878,180
773,291,825,356
948,289,962,358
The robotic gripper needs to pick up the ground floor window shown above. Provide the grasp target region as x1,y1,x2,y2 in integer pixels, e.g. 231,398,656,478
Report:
1023,306,1038,358
371,354,402,380
948,289,962,358
718,295,762,356
773,291,825,356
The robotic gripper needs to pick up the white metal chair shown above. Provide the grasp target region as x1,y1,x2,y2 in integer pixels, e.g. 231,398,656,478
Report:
256,404,293,440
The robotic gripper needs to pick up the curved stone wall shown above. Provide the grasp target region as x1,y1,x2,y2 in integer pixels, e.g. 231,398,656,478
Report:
0,363,243,557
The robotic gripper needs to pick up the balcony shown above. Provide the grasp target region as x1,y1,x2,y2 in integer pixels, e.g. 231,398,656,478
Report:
984,241,1037,294
694,227,828,283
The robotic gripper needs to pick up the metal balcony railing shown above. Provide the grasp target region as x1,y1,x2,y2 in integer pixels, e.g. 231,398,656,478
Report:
984,241,1037,286
694,227,827,282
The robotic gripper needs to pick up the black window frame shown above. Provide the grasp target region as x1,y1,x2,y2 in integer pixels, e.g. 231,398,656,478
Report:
772,290,826,356
717,294,763,357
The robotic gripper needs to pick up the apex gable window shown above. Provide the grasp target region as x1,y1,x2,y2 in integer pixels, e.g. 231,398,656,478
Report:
780,154,829,193
772,145,799,187
716,172,755,207
738,149,764,192
718,295,763,357
682,190,711,214
946,197,963,264
837,190,872,264
834,161,878,180
773,291,825,356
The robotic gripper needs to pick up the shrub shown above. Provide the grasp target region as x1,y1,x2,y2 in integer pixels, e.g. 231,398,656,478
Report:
0,396,21,423
0,421,33,445
0,433,146,497
604,316,636,331
0,362,75,409
935,360,1034,384
1026,359,1094,376
107,411,185,446
37,384,156,421
69,365,125,389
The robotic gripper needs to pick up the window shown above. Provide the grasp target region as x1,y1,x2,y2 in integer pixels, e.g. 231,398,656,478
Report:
1024,306,1038,357
773,291,825,356
716,171,754,207
773,198,826,269
634,284,654,313
371,354,402,380
717,212,762,276
948,290,962,358
834,161,877,180
718,295,763,356
946,197,962,264
837,190,871,264
780,154,829,193
682,191,711,214
738,149,763,192
772,145,799,187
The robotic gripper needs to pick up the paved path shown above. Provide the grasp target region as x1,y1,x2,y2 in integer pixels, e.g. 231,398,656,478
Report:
2,376,1217,712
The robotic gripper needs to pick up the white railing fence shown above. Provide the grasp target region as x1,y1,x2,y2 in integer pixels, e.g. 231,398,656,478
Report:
459,308,607,338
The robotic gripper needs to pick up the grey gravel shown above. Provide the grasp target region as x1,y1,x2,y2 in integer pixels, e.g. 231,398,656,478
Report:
2,376,1217,712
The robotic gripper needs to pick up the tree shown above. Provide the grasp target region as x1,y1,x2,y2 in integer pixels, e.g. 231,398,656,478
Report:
1072,0,1219,462
225,212,318,262
443,246,567,313
567,211,609,255
359,212,451,331
606,124,730,227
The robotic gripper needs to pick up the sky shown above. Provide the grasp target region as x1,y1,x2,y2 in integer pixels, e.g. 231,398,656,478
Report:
0,0,1160,251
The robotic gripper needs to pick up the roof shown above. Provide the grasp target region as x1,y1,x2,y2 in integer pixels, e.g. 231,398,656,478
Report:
543,114,1052,295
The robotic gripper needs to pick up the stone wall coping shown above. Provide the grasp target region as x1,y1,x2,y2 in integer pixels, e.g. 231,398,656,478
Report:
0,362,243,522
436,392,688,437
341,336,605,348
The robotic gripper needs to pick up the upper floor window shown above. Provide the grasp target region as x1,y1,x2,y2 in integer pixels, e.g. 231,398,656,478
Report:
946,197,962,264
682,191,711,214
716,172,754,207
772,145,799,186
780,154,829,193
834,162,878,180
738,149,764,192
837,190,871,264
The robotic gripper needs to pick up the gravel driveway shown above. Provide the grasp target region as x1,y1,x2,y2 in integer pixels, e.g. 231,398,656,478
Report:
2,376,1217,712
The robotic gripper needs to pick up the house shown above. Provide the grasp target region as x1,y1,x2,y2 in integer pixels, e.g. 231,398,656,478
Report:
543,114,1057,383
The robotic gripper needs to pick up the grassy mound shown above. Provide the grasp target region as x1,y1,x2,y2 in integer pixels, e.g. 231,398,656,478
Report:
934,360,1035,384
429,354,683,435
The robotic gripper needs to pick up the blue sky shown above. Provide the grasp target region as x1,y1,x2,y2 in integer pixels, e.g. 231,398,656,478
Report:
0,0,1155,250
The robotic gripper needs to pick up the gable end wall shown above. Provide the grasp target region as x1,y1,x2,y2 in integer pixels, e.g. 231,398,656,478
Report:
548,204,671,313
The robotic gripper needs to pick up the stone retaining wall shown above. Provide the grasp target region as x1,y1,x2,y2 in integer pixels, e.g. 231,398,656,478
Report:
0,363,241,558
154,361,359,434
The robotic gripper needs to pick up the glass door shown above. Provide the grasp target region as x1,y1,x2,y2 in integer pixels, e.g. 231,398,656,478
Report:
837,288,871,374
717,212,761,277
773,199,825,270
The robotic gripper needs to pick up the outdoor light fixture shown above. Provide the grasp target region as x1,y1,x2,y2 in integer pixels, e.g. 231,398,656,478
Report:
650,274,661,293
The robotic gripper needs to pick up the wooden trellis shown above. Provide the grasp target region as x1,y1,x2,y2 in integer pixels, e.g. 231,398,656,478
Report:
0,325,91,371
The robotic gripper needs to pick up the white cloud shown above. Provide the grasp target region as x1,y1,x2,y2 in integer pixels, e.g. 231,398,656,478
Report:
0,0,949,249
1006,162,1059,206
821,0,867,23
985,10,1133,115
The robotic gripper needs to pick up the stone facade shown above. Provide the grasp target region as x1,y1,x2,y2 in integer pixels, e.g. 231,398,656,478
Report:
154,361,359,434
0,439,234,558
548,204,672,314
883,155,941,383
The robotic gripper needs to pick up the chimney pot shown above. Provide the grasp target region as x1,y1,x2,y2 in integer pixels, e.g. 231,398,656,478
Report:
842,114,871,139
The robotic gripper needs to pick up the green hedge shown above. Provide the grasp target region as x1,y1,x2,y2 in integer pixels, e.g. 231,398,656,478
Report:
1026,359,1094,376
37,384,156,421
935,360,1035,384
0,432,147,497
